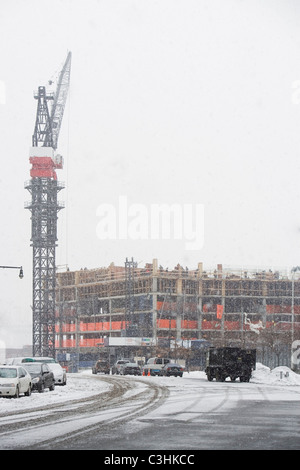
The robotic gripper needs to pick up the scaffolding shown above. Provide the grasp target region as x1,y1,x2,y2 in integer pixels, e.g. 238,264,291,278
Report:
55,259,300,367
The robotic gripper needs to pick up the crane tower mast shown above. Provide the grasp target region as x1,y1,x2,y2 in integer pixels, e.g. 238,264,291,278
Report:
25,52,71,358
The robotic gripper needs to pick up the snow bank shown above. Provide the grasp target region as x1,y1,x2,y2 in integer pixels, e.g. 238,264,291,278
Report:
183,364,300,386
183,370,207,379
0,371,110,413
252,363,300,386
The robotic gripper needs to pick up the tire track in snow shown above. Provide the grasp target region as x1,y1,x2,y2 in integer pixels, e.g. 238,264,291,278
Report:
0,376,169,449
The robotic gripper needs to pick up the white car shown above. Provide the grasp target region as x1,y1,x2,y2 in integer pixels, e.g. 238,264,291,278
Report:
0,365,32,398
111,359,131,374
47,363,67,385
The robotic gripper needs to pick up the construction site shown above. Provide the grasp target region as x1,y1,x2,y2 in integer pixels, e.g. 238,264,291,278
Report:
55,258,300,369
24,52,300,371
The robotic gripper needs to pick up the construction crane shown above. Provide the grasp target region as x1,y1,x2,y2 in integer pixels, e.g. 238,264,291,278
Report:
25,52,71,358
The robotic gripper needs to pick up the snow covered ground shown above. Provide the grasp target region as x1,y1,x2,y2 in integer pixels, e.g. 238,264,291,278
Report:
186,362,300,386
252,363,300,386
0,363,299,415
0,363,299,450
0,371,111,413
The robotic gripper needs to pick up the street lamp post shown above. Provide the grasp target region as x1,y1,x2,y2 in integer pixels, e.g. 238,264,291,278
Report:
0,266,24,279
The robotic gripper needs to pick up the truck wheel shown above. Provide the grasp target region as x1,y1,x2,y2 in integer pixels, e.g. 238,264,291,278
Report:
207,372,213,381
240,376,250,382
216,370,225,382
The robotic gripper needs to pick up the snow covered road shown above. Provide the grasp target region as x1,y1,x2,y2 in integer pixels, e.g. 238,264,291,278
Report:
0,372,169,449
0,364,299,450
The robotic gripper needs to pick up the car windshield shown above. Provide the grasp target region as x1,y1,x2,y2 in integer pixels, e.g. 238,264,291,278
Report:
0,368,17,378
22,363,42,373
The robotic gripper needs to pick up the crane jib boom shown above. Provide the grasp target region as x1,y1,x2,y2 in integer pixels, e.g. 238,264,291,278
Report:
31,51,71,151
50,51,72,151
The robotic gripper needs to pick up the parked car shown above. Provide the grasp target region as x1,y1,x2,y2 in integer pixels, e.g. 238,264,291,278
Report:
119,362,141,376
160,363,184,377
92,360,110,375
142,357,171,376
111,359,131,375
21,362,55,393
0,365,32,398
47,362,67,385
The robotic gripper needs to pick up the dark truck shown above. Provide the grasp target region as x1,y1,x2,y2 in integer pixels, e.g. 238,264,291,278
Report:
205,347,256,382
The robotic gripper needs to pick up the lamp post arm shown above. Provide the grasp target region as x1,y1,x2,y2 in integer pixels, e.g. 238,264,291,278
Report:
0,265,23,278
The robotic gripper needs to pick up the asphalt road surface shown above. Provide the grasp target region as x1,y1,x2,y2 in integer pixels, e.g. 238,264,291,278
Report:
0,374,299,450
64,376,300,450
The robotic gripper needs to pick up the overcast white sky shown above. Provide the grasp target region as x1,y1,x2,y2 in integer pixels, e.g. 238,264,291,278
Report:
1,0,300,347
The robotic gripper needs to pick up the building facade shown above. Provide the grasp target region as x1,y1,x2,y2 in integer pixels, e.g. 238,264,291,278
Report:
55,259,300,368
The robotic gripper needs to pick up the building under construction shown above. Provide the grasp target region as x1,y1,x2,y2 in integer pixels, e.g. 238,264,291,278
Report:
55,259,300,368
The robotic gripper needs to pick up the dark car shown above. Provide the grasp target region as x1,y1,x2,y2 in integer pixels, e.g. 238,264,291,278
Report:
92,360,110,375
119,362,141,376
21,362,55,393
160,363,184,377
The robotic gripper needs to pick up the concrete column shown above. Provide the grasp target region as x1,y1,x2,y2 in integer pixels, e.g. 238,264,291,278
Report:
197,263,203,339
108,299,112,333
221,277,226,344
152,258,158,275
176,298,182,341
152,275,158,343
176,266,183,341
